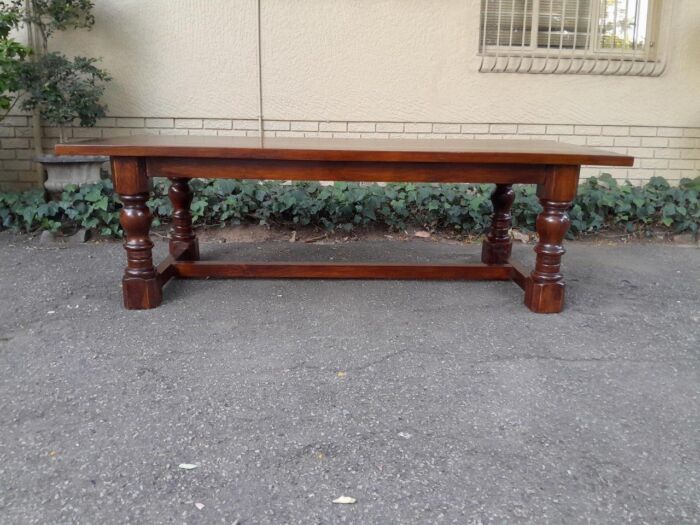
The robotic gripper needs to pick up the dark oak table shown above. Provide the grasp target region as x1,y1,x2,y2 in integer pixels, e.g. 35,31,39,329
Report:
56,136,633,313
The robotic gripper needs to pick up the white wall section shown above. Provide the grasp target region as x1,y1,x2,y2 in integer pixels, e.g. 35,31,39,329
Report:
45,0,699,127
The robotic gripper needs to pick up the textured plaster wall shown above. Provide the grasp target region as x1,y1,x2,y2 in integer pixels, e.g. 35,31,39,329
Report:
46,0,700,127
51,0,261,118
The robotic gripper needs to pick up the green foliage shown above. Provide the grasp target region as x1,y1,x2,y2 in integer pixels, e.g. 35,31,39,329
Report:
0,0,21,27
570,174,700,235
0,179,121,235
0,0,29,113
25,0,95,51
18,52,110,132
0,176,698,239
11,0,108,139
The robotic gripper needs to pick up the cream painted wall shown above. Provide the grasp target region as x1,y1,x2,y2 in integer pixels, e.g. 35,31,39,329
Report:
51,0,261,118
49,0,700,126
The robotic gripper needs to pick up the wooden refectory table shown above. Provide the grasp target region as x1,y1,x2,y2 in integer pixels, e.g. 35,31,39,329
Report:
56,136,633,313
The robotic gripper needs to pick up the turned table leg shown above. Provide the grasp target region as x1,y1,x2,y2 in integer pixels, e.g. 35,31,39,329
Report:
114,158,162,309
168,177,199,260
524,166,579,313
482,184,515,265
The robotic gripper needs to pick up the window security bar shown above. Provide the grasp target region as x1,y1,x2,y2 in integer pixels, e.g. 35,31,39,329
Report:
478,0,672,76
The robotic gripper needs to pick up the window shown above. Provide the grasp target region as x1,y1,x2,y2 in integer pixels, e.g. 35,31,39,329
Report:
478,0,670,76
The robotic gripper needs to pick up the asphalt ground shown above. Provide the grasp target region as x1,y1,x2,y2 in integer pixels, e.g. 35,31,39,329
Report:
0,234,698,524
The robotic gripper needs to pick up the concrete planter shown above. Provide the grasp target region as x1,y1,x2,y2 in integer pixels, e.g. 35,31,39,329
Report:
35,154,109,193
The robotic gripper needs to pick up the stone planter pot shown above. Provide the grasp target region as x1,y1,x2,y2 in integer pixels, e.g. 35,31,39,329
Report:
35,154,109,193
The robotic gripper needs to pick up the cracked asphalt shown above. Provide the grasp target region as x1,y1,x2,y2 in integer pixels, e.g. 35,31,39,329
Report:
0,233,698,524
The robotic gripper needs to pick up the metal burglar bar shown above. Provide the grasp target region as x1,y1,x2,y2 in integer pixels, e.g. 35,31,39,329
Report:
479,0,671,75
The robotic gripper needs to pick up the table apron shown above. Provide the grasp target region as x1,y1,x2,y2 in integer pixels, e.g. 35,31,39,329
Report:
145,157,548,184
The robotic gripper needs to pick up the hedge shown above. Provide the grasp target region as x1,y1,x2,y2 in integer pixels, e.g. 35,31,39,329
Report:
0,174,698,239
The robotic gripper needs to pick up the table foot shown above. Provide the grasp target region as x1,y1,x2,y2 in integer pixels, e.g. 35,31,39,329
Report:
171,239,200,261
524,281,565,313
123,276,163,309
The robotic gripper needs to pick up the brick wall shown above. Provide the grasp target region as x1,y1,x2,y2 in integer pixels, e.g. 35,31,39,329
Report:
1,116,698,190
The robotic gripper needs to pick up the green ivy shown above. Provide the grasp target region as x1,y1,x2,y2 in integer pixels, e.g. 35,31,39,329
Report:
1,175,698,239
0,179,121,236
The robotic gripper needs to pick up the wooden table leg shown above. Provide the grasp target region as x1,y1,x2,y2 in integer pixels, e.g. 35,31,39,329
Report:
168,177,199,260
481,183,515,265
114,158,162,310
525,166,579,313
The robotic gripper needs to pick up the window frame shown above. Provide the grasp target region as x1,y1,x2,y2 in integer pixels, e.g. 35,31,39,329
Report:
479,0,663,62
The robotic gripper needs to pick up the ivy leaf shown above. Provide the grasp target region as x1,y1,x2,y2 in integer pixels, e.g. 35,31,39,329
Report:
93,196,109,211
84,188,102,202
662,203,676,217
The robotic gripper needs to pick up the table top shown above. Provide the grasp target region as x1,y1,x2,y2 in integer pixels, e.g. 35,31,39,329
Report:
55,135,634,166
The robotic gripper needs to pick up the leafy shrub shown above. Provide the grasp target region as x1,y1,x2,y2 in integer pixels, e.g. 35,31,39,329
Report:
0,178,121,236
18,53,110,137
0,175,698,239
24,0,96,45
570,174,699,235
0,0,29,113
12,0,109,141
